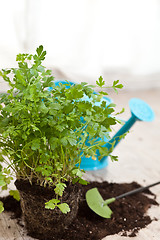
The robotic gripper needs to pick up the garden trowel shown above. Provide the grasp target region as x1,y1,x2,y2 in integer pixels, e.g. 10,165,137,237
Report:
86,181,160,218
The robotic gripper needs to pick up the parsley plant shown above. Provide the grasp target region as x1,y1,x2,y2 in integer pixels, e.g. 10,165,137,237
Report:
0,46,123,213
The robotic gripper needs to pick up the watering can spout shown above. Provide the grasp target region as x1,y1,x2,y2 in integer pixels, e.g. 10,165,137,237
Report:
105,98,155,151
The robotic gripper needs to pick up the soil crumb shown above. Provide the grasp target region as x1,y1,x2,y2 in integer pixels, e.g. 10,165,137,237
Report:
0,181,158,240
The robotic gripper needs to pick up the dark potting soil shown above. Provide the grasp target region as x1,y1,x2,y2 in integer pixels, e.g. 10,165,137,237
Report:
0,181,159,240
15,179,81,238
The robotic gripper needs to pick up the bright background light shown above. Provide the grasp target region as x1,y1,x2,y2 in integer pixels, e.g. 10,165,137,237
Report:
0,0,160,90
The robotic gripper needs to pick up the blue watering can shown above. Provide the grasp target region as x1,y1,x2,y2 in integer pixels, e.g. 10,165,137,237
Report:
52,81,155,171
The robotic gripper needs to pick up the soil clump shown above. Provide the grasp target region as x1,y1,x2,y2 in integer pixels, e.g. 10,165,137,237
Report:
0,181,158,240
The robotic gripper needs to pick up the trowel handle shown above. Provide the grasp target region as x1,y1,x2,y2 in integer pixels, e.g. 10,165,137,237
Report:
116,181,160,200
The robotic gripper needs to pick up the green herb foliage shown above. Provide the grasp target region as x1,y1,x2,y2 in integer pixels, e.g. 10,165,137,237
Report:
0,201,4,213
0,46,123,213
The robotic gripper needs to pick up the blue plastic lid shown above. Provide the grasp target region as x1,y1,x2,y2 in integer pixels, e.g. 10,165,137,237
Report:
129,98,155,122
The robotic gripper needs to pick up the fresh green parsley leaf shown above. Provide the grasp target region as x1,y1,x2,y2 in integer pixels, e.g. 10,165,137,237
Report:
9,190,20,201
0,201,4,213
96,76,105,87
57,203,70,214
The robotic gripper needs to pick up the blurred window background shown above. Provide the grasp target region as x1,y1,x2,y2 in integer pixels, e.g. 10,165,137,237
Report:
0,0,160,91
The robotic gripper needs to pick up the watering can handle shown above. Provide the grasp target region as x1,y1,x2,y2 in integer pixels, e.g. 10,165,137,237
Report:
104,98,155,151
105,115,136,149
116,181,160,200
